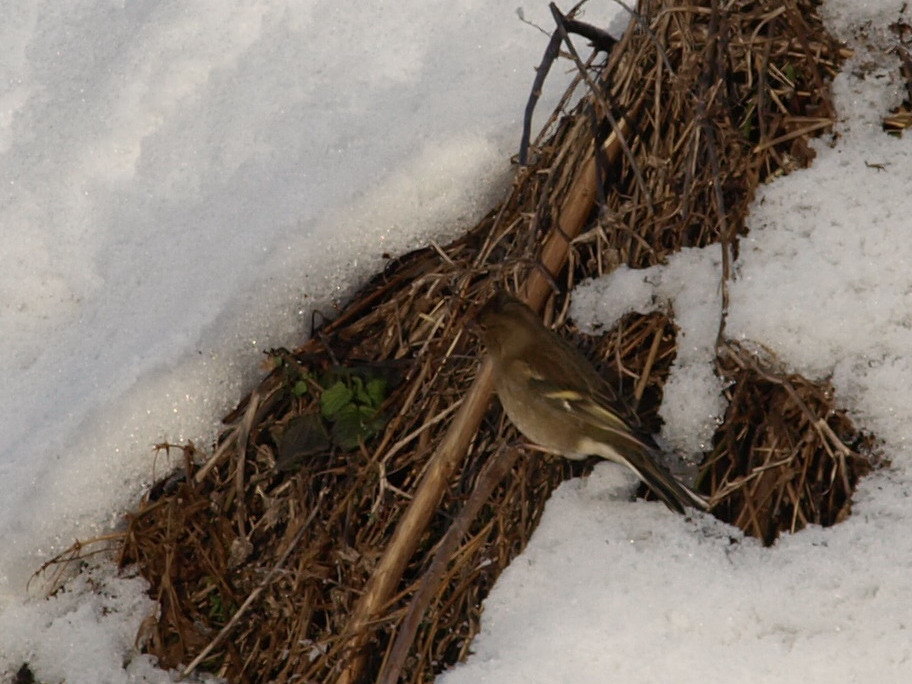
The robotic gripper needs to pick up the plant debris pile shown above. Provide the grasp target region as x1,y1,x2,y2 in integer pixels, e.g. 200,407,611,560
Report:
704,343,875,546
109,1,876,682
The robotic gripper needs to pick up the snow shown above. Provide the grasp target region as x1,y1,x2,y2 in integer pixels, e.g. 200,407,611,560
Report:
440,466,912,683
571,247,727,455
3,0,912,681
0,567,171,684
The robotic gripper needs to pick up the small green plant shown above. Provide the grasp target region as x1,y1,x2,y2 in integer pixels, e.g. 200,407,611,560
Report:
782,62,798,86
206,585,238,627
319,373,389,450
269,351,393,458
291,378,310,397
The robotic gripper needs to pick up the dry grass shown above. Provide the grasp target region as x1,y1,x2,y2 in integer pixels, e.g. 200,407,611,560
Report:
64,1,879,682
703,342,875,546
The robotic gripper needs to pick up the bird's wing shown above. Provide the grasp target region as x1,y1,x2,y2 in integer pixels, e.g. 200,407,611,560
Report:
516,362,708,513
521,365,643,443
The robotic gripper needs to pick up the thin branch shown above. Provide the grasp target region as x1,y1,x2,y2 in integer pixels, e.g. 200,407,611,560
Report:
520,5,617,165
550,2,653,217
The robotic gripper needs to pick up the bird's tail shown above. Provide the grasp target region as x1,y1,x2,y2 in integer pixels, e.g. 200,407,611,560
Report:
623,448,708,514
583,435,708,514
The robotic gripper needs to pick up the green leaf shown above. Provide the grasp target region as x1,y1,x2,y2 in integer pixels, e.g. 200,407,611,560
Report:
321,381,353,418
360,404,388,439
330,404,389,450
783,62,798,85
366,377,387,408
352,375,371,405
331,404,367,450
357,404,375,423
291,380,309,397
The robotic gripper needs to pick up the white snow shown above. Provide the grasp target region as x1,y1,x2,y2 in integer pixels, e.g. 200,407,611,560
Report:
571,247,727,455
439,466,912,683
4,0,912,682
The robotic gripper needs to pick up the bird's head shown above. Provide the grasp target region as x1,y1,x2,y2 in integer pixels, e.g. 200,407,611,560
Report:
475,291,540,358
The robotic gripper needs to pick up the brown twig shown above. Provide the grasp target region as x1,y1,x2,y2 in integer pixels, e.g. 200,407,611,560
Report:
520,3,617,165
377,445,521,684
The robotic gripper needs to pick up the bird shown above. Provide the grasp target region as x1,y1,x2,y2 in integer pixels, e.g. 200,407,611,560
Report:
476,290,708,514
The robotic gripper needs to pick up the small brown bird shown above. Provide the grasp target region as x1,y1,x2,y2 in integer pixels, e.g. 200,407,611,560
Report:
477,291,707,514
